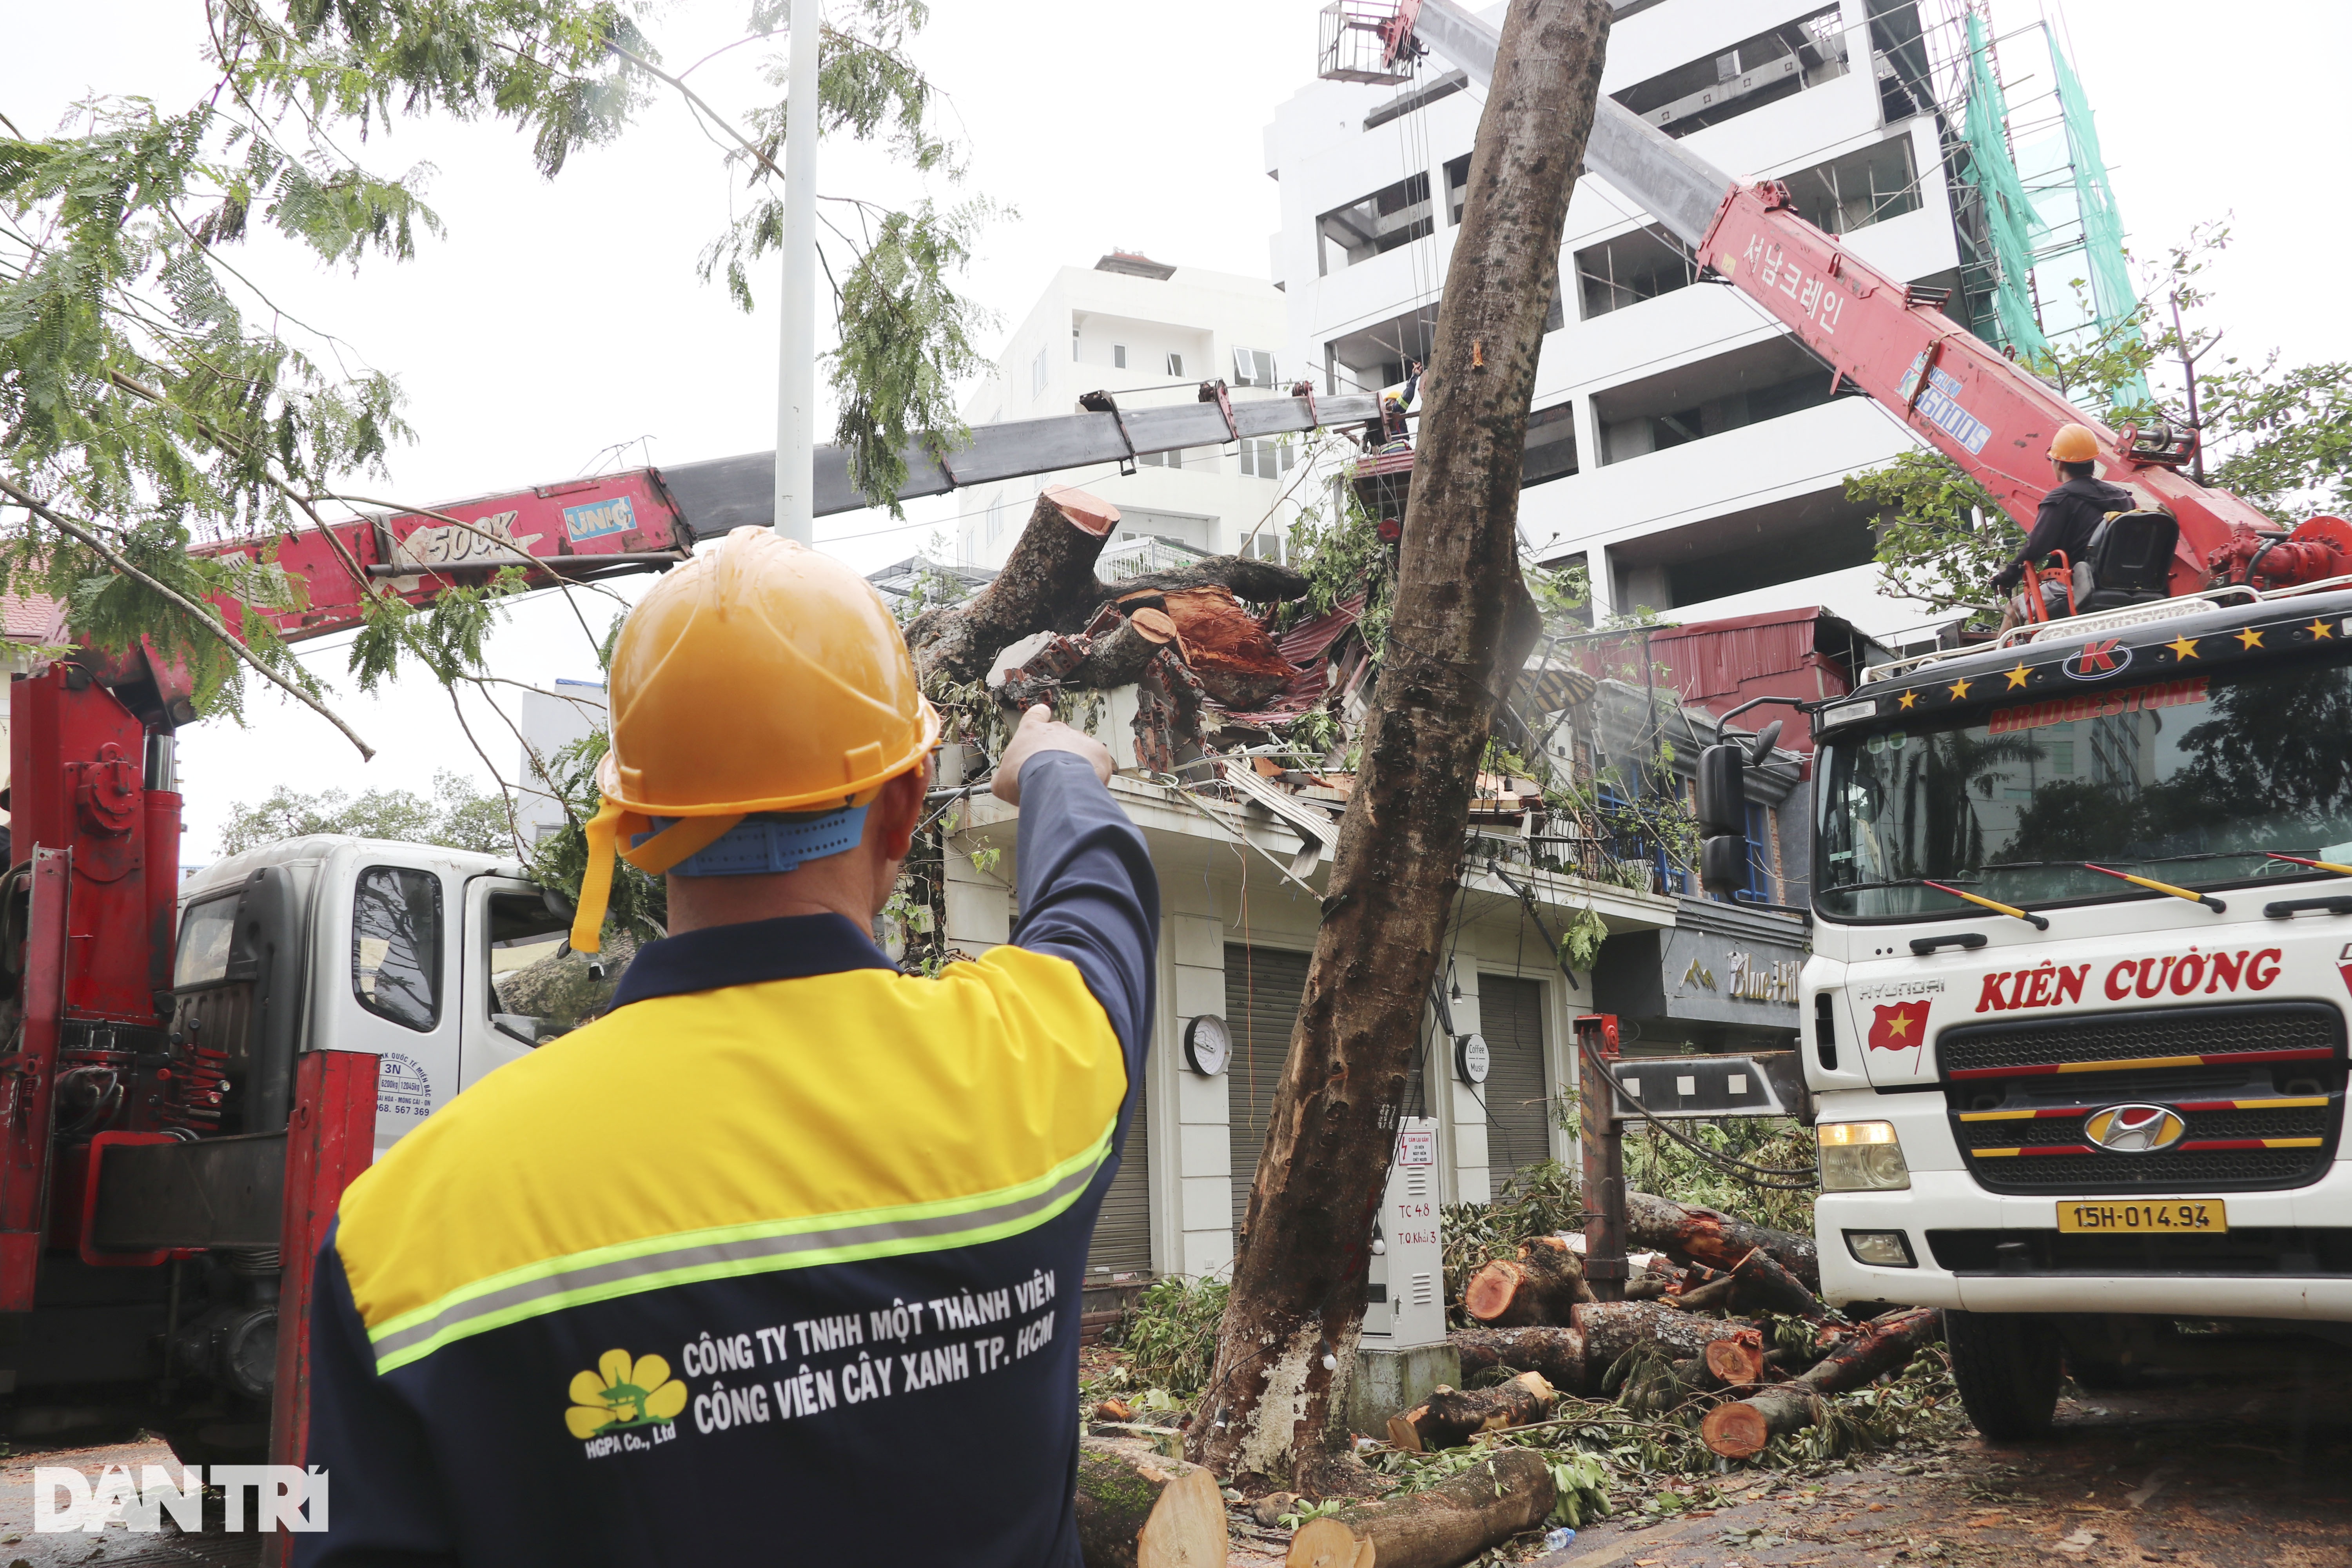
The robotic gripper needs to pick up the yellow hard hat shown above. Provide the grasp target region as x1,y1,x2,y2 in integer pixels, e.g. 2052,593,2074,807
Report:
2049,423,2100,463
568,527,938,951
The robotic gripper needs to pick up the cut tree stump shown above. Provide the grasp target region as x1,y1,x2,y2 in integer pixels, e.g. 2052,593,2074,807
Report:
1726,1246,1829,1321
1074,1438,1229,1568
1702,1329,1769,1390
1286,1448,1556,1568
1385,1370,1557,1452
904,483,1312,690
1626,1191,1819,1292
1451,1327,1587,1394
1699,1306,1943,1459
1575,1299,1759,1373
1462,1236,1593,1326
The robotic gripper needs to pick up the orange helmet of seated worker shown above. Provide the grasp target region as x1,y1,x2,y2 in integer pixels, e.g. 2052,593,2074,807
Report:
2048,423,2100,463
567,526,938,953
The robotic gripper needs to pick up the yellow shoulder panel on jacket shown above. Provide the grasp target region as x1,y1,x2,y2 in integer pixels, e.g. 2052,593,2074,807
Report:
334,946,1126,1373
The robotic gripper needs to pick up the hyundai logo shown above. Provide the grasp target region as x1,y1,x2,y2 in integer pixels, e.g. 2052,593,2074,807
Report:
2085,1104,2185,1153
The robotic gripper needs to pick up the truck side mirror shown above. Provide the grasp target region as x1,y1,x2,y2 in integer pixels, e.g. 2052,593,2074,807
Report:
1695,742,1751,896
1699,834,1748,895
1695,743,1746,837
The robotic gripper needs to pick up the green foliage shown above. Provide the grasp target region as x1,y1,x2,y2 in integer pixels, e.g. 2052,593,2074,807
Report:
1846,450,2014,621
1117,1274,1229,1402
1621,1117,1817,1236
1283,477,1394,653
2,0,990,739
1560,907,1610,972
218,768,510,857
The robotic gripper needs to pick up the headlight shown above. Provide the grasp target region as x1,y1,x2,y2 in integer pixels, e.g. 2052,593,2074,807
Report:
1844,1230,1917,1268
1817,1121,1911,1191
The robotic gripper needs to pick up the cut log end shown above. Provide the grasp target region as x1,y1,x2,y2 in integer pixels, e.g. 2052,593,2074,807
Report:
1699,1400,1771,1459
1074,1439,1229,1568
1287,1448,1553,1568
1287,1518,1377,1568
1703,1334,1769,1390
1462,1259,1530,1324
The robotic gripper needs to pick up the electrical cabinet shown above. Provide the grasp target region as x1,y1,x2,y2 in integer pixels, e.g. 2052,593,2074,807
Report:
1360,1116,1445,1350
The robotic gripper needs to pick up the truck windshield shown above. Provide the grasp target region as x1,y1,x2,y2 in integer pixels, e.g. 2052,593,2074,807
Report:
1818,648,2352,920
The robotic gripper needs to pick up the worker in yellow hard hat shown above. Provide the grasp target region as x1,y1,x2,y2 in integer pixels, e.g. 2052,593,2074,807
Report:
299,527,1159,1568
1993,422,2136,632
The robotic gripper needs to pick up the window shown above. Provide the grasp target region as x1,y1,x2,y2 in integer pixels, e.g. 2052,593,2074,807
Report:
1521,402,1579,487
1316,171,1433,274
1445,153,1471,225
1238,436,1294,480
1165,352,1185,377
1232,347,1279,388
1612,6,1849,137
352,867,442,1031
487,889,616,1045
174,894,241,989
1072,325,1081,361
1031,346,1049,397
1575,224,1701,319
1782,137,1922,237
1240,529,1286,564
1740,800,1775,901
1114,344,1127,370
1139,448,1182,470
986,498,1005,543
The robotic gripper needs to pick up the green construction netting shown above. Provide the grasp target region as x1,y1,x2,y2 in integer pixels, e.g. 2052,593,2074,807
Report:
2051,29,2148,402
1958,12,2049,363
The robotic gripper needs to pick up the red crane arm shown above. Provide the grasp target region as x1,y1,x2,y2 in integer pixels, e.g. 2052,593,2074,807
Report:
1693,182,2272,594
189,468,692,644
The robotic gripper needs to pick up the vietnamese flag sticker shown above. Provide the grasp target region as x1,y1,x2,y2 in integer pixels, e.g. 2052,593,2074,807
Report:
1869,1000,1931,1052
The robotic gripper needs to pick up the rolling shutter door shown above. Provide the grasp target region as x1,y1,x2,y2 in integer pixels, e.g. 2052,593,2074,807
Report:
1480,975,1553,1185
1087,1073,1152,1279
1227,944,1311,1234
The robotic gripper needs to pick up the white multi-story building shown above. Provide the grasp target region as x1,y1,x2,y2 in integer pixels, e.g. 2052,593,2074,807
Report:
1265,0,1983,641
955,255,1307,571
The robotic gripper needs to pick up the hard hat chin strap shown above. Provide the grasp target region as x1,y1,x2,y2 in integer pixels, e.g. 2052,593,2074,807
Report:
566,788,884,955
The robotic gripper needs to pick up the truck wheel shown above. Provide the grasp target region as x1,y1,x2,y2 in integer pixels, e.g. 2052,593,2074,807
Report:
1946,1310,2062,1440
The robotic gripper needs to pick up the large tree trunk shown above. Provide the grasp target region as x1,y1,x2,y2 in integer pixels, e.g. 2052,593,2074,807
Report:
1575,1299,1756,1372
1185,0,1611,1489
1625,1191,1820,1292
1286,1449,1556,1568
1451,1327,1588,1394
1074,1438,1230,1568
1385,1370,1557,1452
1699,1307,1944,1458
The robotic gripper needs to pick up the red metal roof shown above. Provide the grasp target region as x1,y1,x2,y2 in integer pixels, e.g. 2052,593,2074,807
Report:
0,592,65,645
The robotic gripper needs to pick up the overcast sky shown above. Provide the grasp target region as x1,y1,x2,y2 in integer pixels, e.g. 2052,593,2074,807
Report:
5,0,2344,858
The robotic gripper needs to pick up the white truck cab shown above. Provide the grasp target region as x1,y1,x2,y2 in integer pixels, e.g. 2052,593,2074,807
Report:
1793,585,2352,1435
174,837,598,1161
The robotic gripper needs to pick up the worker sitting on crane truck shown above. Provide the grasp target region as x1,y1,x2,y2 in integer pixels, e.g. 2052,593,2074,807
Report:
1992,423,2140,633
298,530,1155,1566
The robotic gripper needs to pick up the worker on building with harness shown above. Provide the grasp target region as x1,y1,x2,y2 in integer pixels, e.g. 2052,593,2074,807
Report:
1993,422,2138,632
298,527,1157,1567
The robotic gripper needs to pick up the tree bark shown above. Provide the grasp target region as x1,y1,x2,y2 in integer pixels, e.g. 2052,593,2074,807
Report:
1726,1245,1828,1321
1185,0,1612,1489
1625,1191,1821,1293
1699,1307,1943,1459
1286,1449,1556,1568
1575,1300,1757,1373
1074,1438,1230,1568
1462,1236,1593,1326
1385,1370,1557,1452
1116,557,1309,603
1451,1327,1588,1394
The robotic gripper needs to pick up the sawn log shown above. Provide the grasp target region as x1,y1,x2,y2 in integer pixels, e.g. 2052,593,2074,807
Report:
1726,1245,1829,1321
1286,1448,1556,1568
1699,1307,1944,1459
1462,1235,1593,1326
1574,1299,1759,1374
1450,1327,1588,1394
1625,1190,1820,1292
1385,1370,1557,1452
1074,1437,1229,1568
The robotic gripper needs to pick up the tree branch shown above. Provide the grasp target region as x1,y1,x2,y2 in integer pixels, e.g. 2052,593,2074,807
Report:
0,474,376,760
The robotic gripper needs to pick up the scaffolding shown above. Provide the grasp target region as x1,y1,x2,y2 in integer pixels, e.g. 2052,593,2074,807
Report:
1909,2,2145,401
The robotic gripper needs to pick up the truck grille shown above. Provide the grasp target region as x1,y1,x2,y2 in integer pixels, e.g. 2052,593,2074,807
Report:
1937,1002,2345,1195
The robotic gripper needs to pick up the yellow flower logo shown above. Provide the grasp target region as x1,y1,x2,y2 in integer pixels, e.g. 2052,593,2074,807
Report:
566,1349,688,1439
